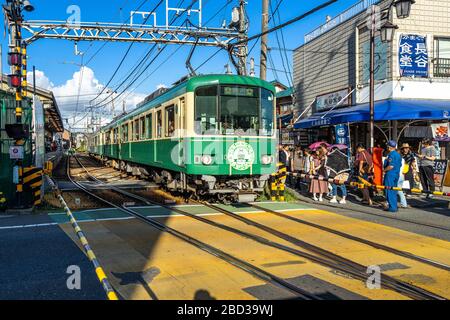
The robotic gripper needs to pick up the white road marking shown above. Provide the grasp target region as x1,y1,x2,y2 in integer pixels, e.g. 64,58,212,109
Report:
0,222,59,230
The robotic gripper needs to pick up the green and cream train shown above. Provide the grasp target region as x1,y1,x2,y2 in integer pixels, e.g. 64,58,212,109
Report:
88,74,278,202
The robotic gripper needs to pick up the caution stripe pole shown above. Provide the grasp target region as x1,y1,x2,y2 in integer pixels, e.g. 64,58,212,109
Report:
46,176,119,300
288,172,450,197
276,163,287,201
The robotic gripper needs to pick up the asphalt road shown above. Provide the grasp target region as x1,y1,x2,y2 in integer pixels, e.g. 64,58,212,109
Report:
0,214,106,300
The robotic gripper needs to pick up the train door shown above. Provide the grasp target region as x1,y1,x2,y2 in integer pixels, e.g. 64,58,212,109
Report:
118,126,122,160
154,109,163,163
177,97,186,167
113,128,119,158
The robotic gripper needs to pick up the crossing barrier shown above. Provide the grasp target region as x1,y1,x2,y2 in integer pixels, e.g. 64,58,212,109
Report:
23,166,43,206
0,192,6,208
270,163,287,201
45,176,119,300
44,161,54,176
288,172,450,197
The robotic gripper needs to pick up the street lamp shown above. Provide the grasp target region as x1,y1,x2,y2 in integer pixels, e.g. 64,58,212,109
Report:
380,21,398,43
368,0,415,150
394,0,415,19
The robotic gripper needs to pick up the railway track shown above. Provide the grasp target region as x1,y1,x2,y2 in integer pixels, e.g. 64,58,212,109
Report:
67,155,319,300
248,203,450,272
68,154,447,300
292,183,450,233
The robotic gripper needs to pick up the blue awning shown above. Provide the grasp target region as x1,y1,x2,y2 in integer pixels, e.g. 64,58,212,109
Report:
278,113,293,126
294,99,450,129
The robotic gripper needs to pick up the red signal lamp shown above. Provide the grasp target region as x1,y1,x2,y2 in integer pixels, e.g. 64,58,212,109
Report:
8,74,21,88
8,52,21,66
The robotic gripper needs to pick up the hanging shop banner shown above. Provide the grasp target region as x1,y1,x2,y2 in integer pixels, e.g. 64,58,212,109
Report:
281,128,294,145
430,123,450,142
334,123,350,147
315,88,351,112
434,160,448,190
398,34,429,78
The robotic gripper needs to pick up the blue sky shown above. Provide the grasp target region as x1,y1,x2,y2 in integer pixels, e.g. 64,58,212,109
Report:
0,0,359,125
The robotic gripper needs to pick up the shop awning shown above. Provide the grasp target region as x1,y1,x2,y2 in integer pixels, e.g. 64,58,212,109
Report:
294,99,450,129
278,113,293,126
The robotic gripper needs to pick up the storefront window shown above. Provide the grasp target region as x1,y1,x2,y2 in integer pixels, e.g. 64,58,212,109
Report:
434,37,450,77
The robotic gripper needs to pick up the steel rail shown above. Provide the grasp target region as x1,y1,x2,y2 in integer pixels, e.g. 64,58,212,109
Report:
249,203,450,272
290,183,450,232
73,155,445,300
67,156,318,300
198,202,445,301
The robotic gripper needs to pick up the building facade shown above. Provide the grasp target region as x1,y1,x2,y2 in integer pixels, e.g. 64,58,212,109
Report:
293,0,450,157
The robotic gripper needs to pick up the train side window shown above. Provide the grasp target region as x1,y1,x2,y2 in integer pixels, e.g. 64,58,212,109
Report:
113,128,118,144
106,130,111,145
165,105,175,137
134,119,139,140
130,122,134,141
140,117,145,140
156,110,162,138
121,124,126,142
145,113,152,139
128,122,132,141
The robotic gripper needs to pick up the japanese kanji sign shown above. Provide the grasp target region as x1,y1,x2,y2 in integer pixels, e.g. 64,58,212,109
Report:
399,34,429,77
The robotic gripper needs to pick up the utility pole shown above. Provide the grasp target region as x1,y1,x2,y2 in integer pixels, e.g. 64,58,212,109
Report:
369,5,376,151
236,0,248,75
260,0,269,80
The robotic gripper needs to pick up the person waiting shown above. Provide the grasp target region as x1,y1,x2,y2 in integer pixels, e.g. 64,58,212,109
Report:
383,140,402,213
418,139,436,199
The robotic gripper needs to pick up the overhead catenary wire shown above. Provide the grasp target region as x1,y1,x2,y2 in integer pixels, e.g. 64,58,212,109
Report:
113,0,231,106
73,0,193,128
234,0,338,46
89,0,166,105
90,1,200,110
246,0,338,79
92,0,240,111
124,0,234,100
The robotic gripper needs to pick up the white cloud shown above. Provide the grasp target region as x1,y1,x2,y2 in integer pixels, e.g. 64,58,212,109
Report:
29,69,54,90
27,67,146,128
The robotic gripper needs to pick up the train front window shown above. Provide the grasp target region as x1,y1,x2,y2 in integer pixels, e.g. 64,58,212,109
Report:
195,86,218,135
194,85,274,136
219,86,259,135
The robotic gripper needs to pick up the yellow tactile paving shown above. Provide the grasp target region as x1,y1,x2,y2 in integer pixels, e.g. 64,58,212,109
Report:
200,208,450,298
60,220,296,300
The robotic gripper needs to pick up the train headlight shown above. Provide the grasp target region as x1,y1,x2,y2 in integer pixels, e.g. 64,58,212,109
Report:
261,155,273,165
201,155,213,165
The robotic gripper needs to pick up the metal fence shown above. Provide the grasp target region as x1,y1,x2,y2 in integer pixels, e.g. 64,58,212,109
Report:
433,58,450,78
